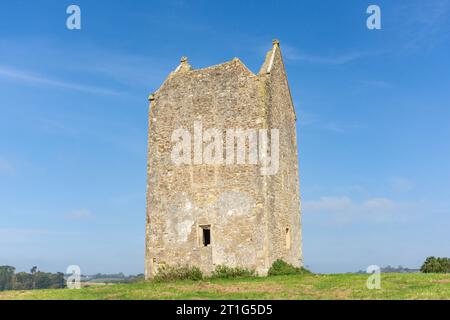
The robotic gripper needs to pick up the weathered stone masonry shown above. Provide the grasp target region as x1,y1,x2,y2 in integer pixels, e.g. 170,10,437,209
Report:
145,40,302,278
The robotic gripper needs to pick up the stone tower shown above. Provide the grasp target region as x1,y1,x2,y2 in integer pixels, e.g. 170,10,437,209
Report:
145,40,302,278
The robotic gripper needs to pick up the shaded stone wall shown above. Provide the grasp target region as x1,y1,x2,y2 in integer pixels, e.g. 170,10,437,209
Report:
145,42,302,278
259,43,302,268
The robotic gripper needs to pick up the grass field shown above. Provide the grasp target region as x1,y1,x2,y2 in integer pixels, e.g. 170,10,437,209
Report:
1,273,450,300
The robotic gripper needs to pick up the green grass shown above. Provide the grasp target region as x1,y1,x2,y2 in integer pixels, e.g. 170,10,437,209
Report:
1,273,450,300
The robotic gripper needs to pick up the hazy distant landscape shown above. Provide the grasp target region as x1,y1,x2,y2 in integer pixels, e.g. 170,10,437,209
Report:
1,273,450,300
1,257,449,300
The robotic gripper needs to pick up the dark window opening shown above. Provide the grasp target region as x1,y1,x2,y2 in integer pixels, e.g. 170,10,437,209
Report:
285,227,291,249
202,227,211,247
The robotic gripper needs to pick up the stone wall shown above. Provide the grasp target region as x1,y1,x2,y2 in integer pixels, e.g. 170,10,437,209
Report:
145,42,302,279
259,42,303,268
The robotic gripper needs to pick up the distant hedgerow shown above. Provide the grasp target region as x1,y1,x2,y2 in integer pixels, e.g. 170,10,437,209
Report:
268,259,312,276
153,265,203,282
420,257,450,273
210,265,255,279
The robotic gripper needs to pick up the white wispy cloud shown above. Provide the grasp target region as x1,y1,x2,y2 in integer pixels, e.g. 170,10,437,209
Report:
75,52,168,88
286,51,362,65
0,157,15,175
66,209,93,220
390,177,414,192
282,44,386,65
298,109,363,133
304,196,353,211
395,0,450,49
111,193,144,206
303,196,411,223
0,65,122,96
0,36,170,92
360,80,393,89
0,228,50,245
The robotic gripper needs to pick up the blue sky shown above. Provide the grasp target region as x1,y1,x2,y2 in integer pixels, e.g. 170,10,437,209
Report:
1,0,449,274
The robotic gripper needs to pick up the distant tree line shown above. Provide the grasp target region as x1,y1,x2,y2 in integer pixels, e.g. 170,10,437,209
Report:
354,265,419,274
0,266,65,291
90,272,126,280
420,257,450,273
83,273,144,284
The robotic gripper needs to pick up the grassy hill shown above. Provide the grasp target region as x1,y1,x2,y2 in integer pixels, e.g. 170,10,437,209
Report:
1,273,450,300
